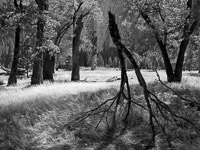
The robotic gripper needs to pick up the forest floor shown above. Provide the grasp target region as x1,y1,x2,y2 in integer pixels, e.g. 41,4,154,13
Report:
0,67,200,150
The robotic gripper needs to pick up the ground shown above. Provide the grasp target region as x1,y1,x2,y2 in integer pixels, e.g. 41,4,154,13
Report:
0,67,200,150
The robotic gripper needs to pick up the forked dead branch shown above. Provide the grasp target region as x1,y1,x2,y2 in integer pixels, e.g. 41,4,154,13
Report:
67,11,200,150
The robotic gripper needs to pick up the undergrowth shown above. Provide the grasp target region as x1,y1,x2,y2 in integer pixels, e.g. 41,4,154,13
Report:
0,82,200,149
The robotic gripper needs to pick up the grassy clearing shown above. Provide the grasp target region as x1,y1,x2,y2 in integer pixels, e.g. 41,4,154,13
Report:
1,82,200,149
0,68,200,149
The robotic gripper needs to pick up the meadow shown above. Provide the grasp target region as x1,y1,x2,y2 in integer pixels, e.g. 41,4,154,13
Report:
0,68,200,150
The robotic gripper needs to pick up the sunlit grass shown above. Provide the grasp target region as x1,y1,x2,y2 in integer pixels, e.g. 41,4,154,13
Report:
0,68,200,149
1,68,198,107
0,82,117,106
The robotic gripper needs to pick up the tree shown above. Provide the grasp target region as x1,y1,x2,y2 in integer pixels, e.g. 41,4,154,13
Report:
7,25,21,86
124,0,200,82
90,30,98,70
71,0,102,81
7,0,23,86
43,40,59,81
31,0,48,85
71,2,89,81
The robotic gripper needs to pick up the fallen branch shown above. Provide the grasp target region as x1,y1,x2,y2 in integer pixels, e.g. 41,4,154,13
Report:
106,76,121,82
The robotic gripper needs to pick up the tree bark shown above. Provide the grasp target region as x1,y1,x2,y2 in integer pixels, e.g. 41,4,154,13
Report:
71,15,85,81
155,37,174,81
198,49,200,73
43,51,54,81
31,17,44,85
7,25,21,86
173,38,189,82
31,0,48,85
71,22,83,80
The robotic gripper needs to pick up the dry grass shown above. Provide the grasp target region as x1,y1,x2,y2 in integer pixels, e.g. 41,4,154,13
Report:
0,82,118,106
0,68,200,149
0,68,166,106
0,68,199,107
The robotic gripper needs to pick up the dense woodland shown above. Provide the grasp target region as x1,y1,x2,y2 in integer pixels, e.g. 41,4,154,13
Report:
1,0,200,149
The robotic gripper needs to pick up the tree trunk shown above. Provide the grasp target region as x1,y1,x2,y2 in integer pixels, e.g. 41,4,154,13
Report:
155,35,174,82
91,32,98,70
198,49,200,73
7,25,21,86
71,16,84,81
172,38,190,82
43,51,54,81
31,0,48,85
31,18,44,85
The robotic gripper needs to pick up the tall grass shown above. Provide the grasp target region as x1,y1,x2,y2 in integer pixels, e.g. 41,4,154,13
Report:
1,69,200,149
0,84,118,149
0,82,118,106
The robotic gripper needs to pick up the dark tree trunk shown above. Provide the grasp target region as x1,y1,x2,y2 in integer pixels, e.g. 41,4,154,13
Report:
31,0,48,85
52,54,55,73
198,49,200,73
71,15,84,81
7,25,21,86
43,50,55,81
173,38,189,82
43,51,54,81
31,50,43,85
155,38,174,82
31,18,44,85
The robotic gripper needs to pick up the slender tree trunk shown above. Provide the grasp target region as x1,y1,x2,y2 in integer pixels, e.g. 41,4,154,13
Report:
71,16,84,81
52,54,55,73
198,49,200,73
7,25,21,86
91,32,98,70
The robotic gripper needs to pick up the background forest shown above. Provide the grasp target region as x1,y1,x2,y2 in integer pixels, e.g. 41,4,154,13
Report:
1,0,200,85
